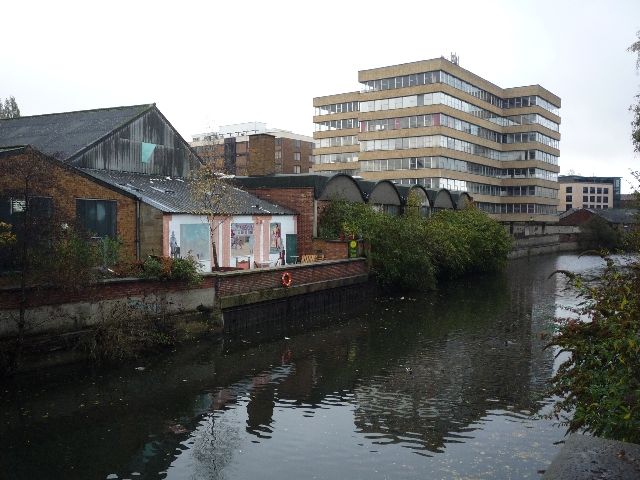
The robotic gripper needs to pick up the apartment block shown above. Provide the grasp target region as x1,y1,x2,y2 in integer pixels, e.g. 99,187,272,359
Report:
191,122,314,176
312,57,561,222
558,175,621,211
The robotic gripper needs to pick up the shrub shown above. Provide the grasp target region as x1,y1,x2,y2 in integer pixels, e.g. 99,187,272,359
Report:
367,214,436,291
140,255,202,285
82,299,177,364
578,215,622,251
548,256,640,442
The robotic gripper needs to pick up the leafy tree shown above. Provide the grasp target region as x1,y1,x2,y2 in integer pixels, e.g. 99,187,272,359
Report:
629,31,640,151
549,255,640,442
0,96,20,119
546,37,640,439
578,215,622,251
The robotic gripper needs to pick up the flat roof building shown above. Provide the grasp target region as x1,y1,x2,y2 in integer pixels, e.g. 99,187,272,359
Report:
191,123,314,176
312,57,561,222
558,175,621,211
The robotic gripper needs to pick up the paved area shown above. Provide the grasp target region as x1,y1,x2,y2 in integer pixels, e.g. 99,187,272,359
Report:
543,434,640,479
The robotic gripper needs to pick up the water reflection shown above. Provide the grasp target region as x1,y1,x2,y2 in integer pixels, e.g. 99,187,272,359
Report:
0,254,593,479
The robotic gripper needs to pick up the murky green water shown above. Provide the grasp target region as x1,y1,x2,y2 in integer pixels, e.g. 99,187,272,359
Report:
0,254,609,479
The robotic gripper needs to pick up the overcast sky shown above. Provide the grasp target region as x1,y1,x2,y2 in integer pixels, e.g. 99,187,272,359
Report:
2,0,639,192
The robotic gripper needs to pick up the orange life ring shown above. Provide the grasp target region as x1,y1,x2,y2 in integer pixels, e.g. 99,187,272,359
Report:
281,271,292,288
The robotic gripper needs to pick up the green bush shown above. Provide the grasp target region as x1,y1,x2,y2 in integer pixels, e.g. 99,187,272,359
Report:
140,255,202,285
579,215,622,252
549,256,640,442
318,199,511,291
367,214,436,291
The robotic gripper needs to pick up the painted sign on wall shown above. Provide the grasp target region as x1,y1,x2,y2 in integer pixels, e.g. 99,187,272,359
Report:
231,223,254,256
270,222,282,253
180,223,210,261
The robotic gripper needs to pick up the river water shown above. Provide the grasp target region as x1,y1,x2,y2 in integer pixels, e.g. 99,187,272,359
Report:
0,254,610,479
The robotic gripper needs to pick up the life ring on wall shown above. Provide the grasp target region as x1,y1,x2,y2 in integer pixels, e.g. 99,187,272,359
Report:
281,271,292,288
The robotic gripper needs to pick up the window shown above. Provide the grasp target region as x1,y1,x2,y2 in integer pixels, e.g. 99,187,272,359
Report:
566,186,572,193
596,187,602,194
76,199,117,238
566,204,573,210
294,139,301,148
565,195,572,202
583,195,588,202
293,152,301,161
583,187,588,193
604,188,609,194
275,151,282,160
603,196,609,203
293,165,301,174
590,187,595,193
596,196,601,202
590,196,595,202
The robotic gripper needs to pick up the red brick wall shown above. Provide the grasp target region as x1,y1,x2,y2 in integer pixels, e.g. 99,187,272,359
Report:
0,260,367,309
312,239,349,260
559,209,595,226
245,187,315,255
0,152,138,259
216,259,368,297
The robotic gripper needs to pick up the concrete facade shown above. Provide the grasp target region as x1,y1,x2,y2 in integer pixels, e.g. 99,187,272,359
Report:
313,57,561,222
558,175,621,211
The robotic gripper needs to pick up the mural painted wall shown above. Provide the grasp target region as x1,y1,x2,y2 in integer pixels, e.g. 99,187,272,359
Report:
165,214,296,270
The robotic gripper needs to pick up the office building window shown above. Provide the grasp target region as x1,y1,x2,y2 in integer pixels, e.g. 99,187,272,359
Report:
565,195,572,202
566,204,572,210
583,195,588,202
583,187,588,193
76,199,117,238
603,196,608,203
566,186,572,193
590,187,595,193
590,196,595,202
596,196,601,202
294,152,301,161
596,187,602,194
604,188,609,194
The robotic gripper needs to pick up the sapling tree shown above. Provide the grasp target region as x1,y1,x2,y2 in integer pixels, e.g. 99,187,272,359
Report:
188,162,240,269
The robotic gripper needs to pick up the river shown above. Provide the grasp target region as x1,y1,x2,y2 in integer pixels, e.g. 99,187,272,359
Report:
0,253,611,479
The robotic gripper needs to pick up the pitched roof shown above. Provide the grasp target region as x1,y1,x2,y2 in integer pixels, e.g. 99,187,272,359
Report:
0,104,154,161
81,169,294,216
594,208,639,224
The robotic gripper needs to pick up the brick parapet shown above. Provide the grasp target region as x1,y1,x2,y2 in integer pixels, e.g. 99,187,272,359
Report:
214,259,368,297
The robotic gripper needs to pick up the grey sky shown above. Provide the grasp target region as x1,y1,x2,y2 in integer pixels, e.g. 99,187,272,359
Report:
2,0,639,192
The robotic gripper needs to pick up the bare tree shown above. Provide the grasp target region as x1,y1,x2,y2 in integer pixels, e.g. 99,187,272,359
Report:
188,162,239,269
0,149,100,373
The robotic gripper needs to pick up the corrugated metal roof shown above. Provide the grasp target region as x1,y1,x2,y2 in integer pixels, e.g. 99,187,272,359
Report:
81,169,294,216
0,104,154,161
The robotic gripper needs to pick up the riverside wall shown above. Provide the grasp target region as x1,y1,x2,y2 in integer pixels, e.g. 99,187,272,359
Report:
0,259,370,339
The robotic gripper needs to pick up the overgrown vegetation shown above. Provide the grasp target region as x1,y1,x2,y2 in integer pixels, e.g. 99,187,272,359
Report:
81,299,178,364
546,36,640,443
139,255,202,285
318,199,512,291
578,215,623,252
548,254,640,442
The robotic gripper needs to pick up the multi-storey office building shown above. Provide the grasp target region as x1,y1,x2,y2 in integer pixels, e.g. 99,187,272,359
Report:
312,58,561,221
192,122,313,176
558,175,621,211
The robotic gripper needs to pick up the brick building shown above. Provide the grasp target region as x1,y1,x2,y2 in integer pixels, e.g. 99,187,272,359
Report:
191,122,314,175
0,105,297,270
